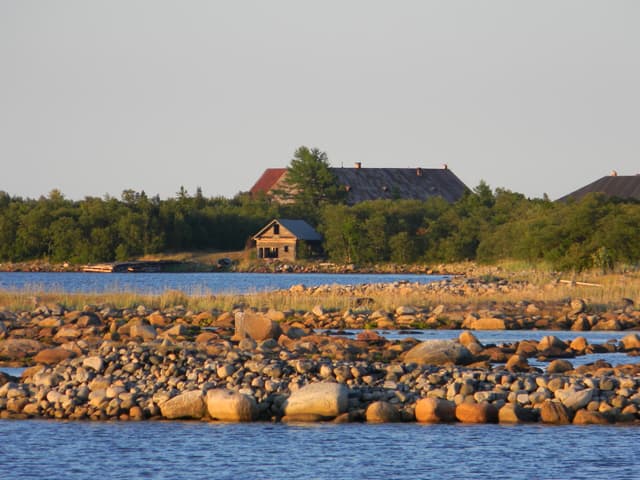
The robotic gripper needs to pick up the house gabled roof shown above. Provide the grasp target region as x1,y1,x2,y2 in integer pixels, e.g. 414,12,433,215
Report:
250,168,287,196
558,174,640,202
333,167,467,204
249,165,468,204
253,218,322,241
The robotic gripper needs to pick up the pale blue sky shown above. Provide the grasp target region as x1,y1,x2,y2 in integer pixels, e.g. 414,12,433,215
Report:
1,1,638,200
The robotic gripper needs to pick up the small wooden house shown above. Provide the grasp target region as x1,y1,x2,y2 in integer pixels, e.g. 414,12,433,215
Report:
252,219,323,261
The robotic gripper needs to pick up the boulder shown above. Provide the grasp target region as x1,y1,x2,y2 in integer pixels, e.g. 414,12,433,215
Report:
569,337,589,352
505,354,530,372
0,339,45,360
356,330,385,343
540,400,572,424
266,309,286,322
31,371,61,388
130,323,157,341
215,311,235,328
283,382,348,419
160,390,206,420
403,340,472,366
458,331,482,348
53,326,82,341
468,317,506,330
592,319,621,331
395,305,417,316
206,389,257,422
455,402,498,424
280,325,306,340
547,359,574,374
415,398,456,423
33,347,75,365
537,335,567,352
147,312,168,327
365,401,402,423
38,317,63,328
195,331,219,344
558,388,593,411
163,324,189,337
570,317,590,331
498,403,537,423
234,311,282,342
620,333,640,351
376,318,396,329
82,356,105,372
573,409,610,425
281,413,326,423
76,313,103,328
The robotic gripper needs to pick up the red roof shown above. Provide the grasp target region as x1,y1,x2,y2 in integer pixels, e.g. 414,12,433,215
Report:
250,168,287,195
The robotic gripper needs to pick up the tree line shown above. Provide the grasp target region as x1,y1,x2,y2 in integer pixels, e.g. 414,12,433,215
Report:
319,185,640,271
0,188,279,264
1,146,639,271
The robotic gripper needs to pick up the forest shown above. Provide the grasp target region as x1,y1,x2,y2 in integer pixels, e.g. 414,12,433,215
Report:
1,182,639,272
0,188,278,264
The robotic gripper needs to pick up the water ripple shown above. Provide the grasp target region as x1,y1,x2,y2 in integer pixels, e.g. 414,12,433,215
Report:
1,421,639,480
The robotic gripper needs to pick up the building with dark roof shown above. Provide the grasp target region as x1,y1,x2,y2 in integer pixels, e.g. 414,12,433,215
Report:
252,218,323,261
250,163,468,205
558,172,640,202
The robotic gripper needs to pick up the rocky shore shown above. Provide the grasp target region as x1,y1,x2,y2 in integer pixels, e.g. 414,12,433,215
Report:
1,276,640,425
281,277,640,331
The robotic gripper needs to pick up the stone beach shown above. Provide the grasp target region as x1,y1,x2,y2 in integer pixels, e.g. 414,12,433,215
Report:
1,276,640,425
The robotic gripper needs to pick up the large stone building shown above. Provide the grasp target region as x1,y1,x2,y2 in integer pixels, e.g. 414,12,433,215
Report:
250,163,468,205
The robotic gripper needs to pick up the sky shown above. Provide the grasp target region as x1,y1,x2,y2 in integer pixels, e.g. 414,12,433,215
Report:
1,1,638,201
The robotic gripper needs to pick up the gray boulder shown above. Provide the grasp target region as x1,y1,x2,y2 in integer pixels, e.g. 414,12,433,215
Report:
233,311,282,342
0,339,45,361
206,389,257,422
283,382,349,419
365,401,402,423
557,388,593,411
160,390,206,419
130,323,157,341
403,339,473,366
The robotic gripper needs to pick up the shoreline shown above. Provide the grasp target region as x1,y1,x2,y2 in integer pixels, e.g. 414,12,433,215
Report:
1,274,639,426
0,258,473,275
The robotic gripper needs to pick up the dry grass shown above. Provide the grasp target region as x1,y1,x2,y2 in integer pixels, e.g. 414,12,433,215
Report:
0,265,639,314
138,249,247,266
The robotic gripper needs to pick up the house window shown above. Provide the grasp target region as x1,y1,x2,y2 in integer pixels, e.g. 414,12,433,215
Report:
284,245,289,253
273,224,280,235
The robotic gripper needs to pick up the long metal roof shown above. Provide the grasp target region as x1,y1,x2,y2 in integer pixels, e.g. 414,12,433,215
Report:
558,175,640,202
333,167,468,204
249,166,468,204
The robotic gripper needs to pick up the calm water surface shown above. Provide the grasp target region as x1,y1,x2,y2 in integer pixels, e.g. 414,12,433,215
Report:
0,420,638,480
0,272,446,294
